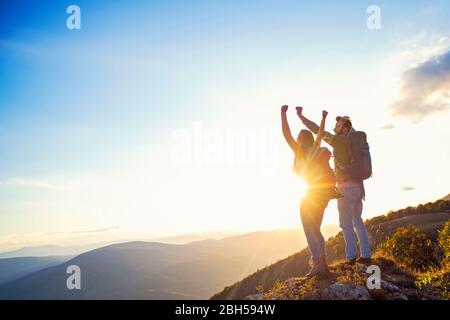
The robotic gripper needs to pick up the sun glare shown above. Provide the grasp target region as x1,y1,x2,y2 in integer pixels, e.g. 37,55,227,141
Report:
289,176,309,200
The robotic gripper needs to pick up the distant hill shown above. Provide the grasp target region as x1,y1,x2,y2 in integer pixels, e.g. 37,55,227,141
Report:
0,231,242,259
152,231,244,244
0,256,70,285
442,193,450,201
0,229,317,299
211,199,450,300
0,244,105,259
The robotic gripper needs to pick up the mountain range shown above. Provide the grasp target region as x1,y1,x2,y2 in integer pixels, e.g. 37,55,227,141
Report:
0,256,70,285
1,195,448,300
0,244,102,259
0,228,340,299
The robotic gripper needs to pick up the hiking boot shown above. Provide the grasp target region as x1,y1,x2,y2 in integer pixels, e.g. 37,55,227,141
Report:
306,256,331,278
356,257,372,265
305,257,321,278
320,256,331,273
345,258,357,265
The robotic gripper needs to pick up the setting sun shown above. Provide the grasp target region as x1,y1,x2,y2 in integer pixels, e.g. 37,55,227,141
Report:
288,176,309,201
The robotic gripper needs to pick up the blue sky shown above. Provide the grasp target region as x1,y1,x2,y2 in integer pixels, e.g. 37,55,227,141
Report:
1,0,450,250
0,0,420,175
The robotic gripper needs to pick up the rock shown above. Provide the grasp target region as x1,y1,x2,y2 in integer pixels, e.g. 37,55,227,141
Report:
321,283,371,300
381,280,400,292
350,286,372,300
244,293,262,300
395,293,408,300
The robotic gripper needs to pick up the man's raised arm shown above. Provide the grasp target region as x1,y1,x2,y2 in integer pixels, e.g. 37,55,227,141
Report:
296,107,320,134
297,107,335,146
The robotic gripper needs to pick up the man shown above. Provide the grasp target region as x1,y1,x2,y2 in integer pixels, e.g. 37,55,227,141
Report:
296,107,371,264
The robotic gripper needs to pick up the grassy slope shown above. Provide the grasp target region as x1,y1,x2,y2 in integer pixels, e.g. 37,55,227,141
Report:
211,206,449,300
258,257,444,300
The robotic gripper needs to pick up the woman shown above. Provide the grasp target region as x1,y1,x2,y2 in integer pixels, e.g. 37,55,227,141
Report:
281,105,337,278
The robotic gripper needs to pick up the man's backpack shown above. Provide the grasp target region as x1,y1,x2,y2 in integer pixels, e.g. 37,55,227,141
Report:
339,131,372,181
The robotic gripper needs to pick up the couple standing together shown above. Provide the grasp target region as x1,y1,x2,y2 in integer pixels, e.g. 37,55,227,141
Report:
281,105,372,278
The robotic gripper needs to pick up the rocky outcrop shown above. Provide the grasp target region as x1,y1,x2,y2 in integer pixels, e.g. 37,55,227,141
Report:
248,258,445,300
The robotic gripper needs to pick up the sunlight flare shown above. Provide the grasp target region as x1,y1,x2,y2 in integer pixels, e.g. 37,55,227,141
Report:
289,176,309,200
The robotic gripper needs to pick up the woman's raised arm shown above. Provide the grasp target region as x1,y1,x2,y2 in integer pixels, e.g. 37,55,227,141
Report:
281,105,298,154
315,110,328,145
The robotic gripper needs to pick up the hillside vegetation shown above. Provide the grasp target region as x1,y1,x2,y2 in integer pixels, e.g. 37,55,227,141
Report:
211,199,450,300
256,224,449,300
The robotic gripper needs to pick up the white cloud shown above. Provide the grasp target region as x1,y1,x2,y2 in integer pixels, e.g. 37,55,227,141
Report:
71,226,119,234
0,178,58,189
380,124,395,130
390,48,450,121
384,32,450,122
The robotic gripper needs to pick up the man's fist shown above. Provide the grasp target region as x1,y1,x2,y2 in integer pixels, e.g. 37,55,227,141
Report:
322,110,328,118
281,105,288,113
296,106,303,117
